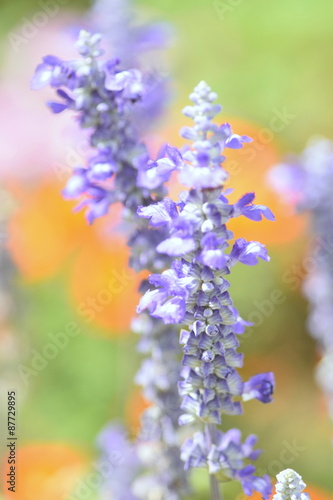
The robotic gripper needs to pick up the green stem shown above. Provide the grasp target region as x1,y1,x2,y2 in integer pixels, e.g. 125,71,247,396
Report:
206,424,222,500
209,473,222,500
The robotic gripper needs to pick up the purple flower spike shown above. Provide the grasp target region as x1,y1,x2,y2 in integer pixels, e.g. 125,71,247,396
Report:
32,30,171,223
139,81,274,497
269,138,333,445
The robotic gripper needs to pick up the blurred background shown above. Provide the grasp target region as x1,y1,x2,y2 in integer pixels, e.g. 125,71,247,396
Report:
0,0,333,498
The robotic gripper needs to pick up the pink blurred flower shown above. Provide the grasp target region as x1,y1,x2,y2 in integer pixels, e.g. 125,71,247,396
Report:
0,14,86,182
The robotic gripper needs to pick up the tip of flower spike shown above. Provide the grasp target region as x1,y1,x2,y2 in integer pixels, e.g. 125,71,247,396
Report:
179,83,257,189
273,469,310,500
189,81,219,105
75,30,104,57
193,81,211,94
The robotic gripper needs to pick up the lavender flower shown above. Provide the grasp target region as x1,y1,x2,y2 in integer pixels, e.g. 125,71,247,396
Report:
33,29,187,500
269,138,333,422
272,469,310,500
138,81,275,498
32,30,165,223
182,428,272,498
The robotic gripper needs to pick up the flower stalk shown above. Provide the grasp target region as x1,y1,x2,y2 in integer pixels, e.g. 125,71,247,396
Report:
206,424,222,500
138,81,276,498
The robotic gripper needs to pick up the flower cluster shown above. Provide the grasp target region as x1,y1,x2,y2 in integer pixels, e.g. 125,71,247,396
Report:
138,81,275,498
182,428,271,497
33,29,188,499
32,30,165,223
269,138,333,419
272,469,310,500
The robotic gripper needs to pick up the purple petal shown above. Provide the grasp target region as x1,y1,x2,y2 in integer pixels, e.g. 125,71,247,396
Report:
47,101,69,113
86,197,111,224
137,289,163,313
242,204,275,221
234,192,255,209
137,158,175,190
137,198,178,227
43,55,62,66
165,144,183,167
88,163,115,181
230,238,269,266
225,135,246,149
154,297,186,324
243,372,275,403
62,173,89,198
201,249,228,269
31,63,53,90
179,164,228,189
